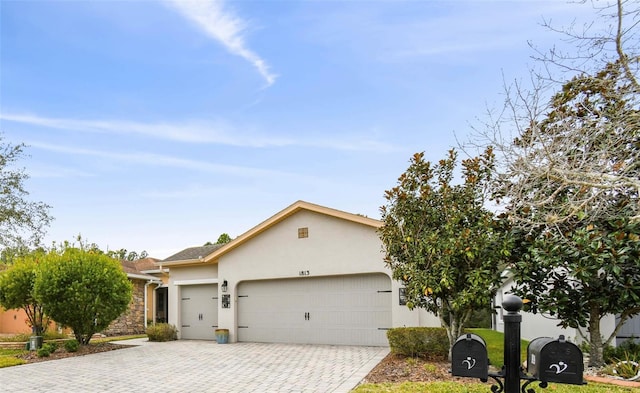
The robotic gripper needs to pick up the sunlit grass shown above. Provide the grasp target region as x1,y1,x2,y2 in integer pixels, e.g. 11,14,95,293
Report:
468,328,528,367
352,382,636,393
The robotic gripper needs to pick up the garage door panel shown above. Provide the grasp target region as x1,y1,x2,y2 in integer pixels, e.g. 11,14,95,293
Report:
181,284,217,340
237,273,391,346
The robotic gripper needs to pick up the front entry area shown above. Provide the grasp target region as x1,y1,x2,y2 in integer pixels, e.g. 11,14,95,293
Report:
180,284,218,340
237,273,392,346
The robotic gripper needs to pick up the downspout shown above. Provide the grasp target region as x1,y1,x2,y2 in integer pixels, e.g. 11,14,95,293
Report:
144,281,151,329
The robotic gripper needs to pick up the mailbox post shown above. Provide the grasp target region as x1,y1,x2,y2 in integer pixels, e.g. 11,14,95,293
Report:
502,295,523,393
450,294,585,393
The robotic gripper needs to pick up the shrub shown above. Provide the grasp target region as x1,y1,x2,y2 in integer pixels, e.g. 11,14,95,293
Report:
35,247,133,345
64,339,79,353
386,327,449,359
43,342,58,352
146,323,178,342
36,347,50,357
602,339,640,364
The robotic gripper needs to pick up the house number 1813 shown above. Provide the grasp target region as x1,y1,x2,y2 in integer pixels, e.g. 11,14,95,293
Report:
299,270,310,276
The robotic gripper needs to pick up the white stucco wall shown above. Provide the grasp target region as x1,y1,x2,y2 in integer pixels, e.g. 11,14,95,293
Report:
496,279,617,346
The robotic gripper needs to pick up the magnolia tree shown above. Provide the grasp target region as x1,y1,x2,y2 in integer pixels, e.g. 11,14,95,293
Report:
469,0,640,367
379,148,512,357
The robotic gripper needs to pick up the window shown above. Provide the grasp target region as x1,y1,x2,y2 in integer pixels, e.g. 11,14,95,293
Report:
298,227,309,238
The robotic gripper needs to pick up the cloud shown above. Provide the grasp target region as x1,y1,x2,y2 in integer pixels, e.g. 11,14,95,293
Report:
2,112,399,152
27,141,291,178
165,0,277,87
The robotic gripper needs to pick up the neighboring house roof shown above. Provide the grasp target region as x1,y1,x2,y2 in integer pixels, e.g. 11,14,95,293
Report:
160,200,382,267
133,257,161,271
120,259,161,281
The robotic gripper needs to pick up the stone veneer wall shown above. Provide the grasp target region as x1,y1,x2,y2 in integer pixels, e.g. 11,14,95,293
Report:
103,279,145,336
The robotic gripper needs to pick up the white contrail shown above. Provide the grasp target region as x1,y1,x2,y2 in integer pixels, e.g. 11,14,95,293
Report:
165,0,277,86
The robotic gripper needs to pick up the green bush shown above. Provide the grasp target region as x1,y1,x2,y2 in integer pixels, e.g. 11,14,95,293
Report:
606,339,640,363
386,327,449,359
36,347,50,357
64,339,79,352
35,247,133,345
43,342,58,352
146,323,178,342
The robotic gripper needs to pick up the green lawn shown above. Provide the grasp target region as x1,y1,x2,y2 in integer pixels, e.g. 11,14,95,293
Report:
0,348,27,368
467,328,528,367
352,382,636,393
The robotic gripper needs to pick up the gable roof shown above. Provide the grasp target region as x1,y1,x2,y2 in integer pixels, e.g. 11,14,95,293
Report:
160,200,382,267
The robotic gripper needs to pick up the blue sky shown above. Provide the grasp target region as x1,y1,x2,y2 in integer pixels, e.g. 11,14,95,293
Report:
1,1,595,259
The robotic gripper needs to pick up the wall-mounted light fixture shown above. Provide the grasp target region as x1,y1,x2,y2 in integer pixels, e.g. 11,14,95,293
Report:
221,280,228,293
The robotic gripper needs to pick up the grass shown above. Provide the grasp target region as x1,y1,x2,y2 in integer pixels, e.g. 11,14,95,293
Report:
0,334,147,369
0,348,27,368
468,328,528,367
352,382,637,393
91,334,147,343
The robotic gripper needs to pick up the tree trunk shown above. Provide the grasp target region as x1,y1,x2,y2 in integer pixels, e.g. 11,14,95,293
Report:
440,308,471,361
588,304,605,367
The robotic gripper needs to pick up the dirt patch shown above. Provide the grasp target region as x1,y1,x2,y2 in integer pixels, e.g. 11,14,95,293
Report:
17,342,134,363
363,353,639,388
362,353,471,384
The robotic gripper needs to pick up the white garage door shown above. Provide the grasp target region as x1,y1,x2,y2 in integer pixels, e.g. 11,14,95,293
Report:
180,284,218,340
237,273,391,346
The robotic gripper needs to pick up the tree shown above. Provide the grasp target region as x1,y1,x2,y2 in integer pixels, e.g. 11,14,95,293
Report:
510,217,640,367
0,253,49,335
0,136,53,248
470,0,640,367
35,247,132,345
106,248,149,261
215,233,232,244
379,148,512,357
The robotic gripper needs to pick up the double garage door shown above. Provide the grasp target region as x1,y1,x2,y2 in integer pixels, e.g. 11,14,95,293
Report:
237,273,391,346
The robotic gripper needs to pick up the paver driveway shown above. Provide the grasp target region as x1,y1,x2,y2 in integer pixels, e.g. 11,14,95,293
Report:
0,338,388,393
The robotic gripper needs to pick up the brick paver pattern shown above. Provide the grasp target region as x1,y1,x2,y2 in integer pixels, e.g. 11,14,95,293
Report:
0,339,388,393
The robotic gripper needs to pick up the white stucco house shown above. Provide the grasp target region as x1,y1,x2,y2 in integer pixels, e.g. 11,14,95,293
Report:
496,277,640,346
158,200,440,346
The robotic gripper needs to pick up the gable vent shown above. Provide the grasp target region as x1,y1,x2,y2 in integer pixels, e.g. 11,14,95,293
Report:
298,227,309,239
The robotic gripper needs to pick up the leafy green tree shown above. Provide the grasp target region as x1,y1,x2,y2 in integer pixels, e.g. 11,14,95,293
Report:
35,247,132,345
0,253,49,335
106,248,148,261
511,217,640,367
379,148,512,357
0,136,52,248
215,233,232,244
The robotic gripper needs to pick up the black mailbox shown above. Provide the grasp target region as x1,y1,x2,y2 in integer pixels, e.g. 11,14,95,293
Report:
451,333,489,382
527,335,584,385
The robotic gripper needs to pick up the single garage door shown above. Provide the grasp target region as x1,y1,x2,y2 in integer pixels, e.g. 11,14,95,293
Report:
180,284,218,340
237,273,391,346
